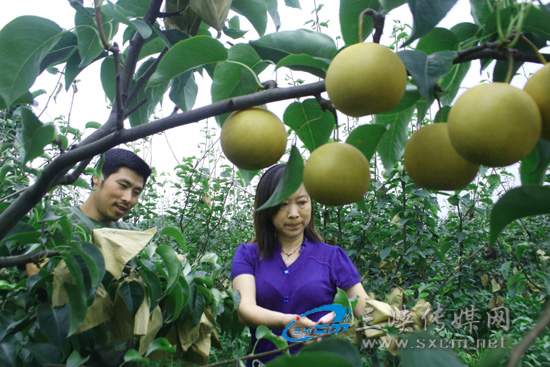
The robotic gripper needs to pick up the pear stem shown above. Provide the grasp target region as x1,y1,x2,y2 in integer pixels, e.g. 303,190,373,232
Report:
520,34,548,65
504,50,515,84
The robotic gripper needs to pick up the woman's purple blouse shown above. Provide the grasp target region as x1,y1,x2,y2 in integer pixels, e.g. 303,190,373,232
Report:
231,237,361,364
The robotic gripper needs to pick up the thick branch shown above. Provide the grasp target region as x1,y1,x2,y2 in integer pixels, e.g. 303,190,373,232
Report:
507,301,550,367
0,82,325,239
0,250,58,268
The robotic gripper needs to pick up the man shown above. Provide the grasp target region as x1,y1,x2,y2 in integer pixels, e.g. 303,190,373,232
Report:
25,148,151,275
71,148,152,231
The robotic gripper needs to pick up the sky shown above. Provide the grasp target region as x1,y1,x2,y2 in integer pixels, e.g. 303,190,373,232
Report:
0,0,542,183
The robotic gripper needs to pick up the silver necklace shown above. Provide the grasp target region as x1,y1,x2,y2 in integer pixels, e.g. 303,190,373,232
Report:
281,244,302,257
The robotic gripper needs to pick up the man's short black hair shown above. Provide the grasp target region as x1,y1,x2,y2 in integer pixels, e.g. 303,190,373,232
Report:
100,148,152,183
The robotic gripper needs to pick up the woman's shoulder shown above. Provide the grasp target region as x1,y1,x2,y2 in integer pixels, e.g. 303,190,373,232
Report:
234,242,260,257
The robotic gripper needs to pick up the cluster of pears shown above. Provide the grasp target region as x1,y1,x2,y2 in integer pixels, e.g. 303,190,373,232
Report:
404,63,549,191
220,42,407,205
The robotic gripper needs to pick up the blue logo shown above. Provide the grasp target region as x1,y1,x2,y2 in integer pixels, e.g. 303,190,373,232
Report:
281,303,351,342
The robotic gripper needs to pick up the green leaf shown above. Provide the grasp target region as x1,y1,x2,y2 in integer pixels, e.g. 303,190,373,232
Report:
434,106,451,122
490,186,550,243
524,4,550,40
17,108,56,163
520,140,550,186
145,338,176,357
118,281,145,316
469,0,492,25
283,99,336,151
157,244,183,295
450,22,479,42
237,168,259,186
76,242,105,298
333,288,353,311
267,352,352,367
398,50,457,99
122,349,147,365
380,0,407,12
224,16,248,39
416,28,458,54
301,338,362,367
439,62,470,105
65,52,93,90
0,16,63,107
257,146,304,211
117,0,151,17
169,71,198,112
339,0,380,46
255,325,288,351
404,0,459,46
40,32,78,73
266,0,281,30
74,6,117,67
37,304,69,348
161,226,188,249
416,96,434,122
346,124,387,160
400,333,466,367
251,29,337,63
0,340,17,367
232,0,268,36
100,56,116,101
211,44,266,125
148,36,227,86
164,277,188,323
64,255,88,335
138,261,163,310
388,86,421,113
285,0,301,8
27,344,63,365
138,36,166,60
493,34,546,83
376,106,415,173
128,58,169,126
276,54,330,78
66,350,90,367
85,121,102,129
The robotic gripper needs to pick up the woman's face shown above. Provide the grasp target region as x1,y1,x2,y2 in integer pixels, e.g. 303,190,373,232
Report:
272,184,312,242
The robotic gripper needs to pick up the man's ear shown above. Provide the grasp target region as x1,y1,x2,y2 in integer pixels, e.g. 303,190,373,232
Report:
91,176,102,190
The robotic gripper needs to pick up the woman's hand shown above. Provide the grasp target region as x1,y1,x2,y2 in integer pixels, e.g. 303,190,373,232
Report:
287,315,317,339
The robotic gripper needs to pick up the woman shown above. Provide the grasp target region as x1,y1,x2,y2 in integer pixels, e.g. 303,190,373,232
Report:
231,164,369,365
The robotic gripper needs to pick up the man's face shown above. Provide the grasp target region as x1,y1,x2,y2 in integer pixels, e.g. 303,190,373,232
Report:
91,167,145,222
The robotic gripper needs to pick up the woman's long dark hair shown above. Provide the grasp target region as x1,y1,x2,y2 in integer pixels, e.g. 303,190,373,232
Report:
253,164,322,258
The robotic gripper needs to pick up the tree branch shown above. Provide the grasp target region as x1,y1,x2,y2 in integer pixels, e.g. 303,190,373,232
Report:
361,9,385,44
454,44,550,64
119,0,163,108
54,158,92,186
0,82,325,239
0,250,58,268
507,301,550,367
126,48,168,106
1,40,548,239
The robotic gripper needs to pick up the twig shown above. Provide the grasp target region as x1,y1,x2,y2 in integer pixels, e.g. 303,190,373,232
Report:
112,43,124,129
203,342,303,367
507,301,550,367
54,158,92,185
126,48,168,106
38,69,65,118
119,0,164,107
0,250,58,268
359,8,385,44
94,4,112,51
123,98,148,120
